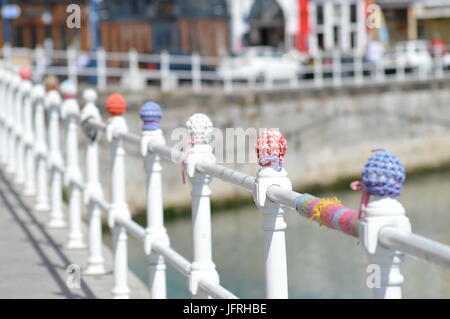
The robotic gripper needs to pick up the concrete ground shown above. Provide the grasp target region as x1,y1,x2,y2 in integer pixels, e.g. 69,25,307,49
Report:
0,170,148,299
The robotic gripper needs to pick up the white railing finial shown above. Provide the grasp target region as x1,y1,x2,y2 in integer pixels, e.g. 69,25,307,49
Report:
185,113,220,299
254,128,291,299
359,149,410,299
61,79,85,249
81,88,106,275
140,101,169,299
105,93,131,299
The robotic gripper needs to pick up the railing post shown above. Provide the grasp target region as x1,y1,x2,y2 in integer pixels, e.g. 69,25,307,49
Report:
332,50,342,87
81,88,106,275
96,48,107,91
254,129,291,299
45,77,66,228
354,49,364,85
105,93,131,299
3,43,12,62
435,49,444,79
32,84,50,211
67,47,78,87
376,57,385,83
0,66,6,166
140,102,169,299
314,52,323,87
128,48,141,91
13,72,26,184
358,149,411,299
60,80,85,248
34,45,47,83
22,69,37,196
160,50,170,92
5,69,17,175
396,51,405,81
191,52,201,92
185,113,220,299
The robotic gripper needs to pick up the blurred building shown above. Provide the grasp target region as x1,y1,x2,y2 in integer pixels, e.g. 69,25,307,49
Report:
228,0,371,56
0,0,229,56
376,0,450,43
1,0,449,57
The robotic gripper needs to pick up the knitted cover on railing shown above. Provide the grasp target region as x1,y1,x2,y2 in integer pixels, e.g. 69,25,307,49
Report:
140,102,162,131
361,149,405,198
105,93,127,115
295,194,359,237
20,67,31,80
255,129,287,171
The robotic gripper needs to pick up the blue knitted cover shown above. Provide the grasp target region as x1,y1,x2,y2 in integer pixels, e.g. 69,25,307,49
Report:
140,102,162,131
361,149,406,198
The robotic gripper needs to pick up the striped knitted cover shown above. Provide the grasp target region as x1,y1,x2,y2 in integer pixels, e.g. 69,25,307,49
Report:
295,193,359,237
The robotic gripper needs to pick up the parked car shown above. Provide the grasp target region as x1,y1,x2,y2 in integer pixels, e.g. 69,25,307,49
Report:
383,40,433,74
217,46,302,81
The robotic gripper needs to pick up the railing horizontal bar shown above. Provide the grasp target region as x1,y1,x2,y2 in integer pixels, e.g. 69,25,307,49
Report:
196,162,255,192
90,196,111,212
117,132,140,145
379,227,450,272
151,144,184,163
85,119,106,131
198,279,238,299
152,241,192,276
115,216,146,241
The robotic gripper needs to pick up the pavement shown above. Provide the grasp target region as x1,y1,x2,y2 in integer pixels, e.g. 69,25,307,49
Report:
0,169,149,299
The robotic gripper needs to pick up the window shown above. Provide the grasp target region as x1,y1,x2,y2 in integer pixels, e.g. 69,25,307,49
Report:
317,33,324,50
333,26,339,46
350,4,357,23
317,4,324,25
350,31,356,48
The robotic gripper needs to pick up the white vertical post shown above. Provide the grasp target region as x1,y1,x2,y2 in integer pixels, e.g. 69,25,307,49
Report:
0,68,5,166
23,78,36,196
13,74,26,185
224,68,233,93
81,89,106,275
185,113,220,299
160,51,170,92
45,86,66,228
34,45,47,83
360,197,411,299
314,52,323,87
32,85,50,211
5,71,17,175
254,129,291,299
376,56,386,83
128,49,140,91
140,102,168,299
96,48,107,91
61,80,85,248
192,53,201,92
396,51,405,81
105,94,131,299
332,50,342,86
67,47,78,87
354,49,364,85
435,49,444,79
3,43,12,62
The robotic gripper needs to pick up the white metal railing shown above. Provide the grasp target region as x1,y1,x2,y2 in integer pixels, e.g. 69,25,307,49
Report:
2,44,450,93
0,60,449,299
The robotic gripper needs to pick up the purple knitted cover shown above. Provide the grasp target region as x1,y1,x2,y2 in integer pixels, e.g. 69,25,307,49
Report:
140,102,162,131
361,149,405,198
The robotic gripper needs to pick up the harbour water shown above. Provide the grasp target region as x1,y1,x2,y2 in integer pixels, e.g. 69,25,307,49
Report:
106,170,450,298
